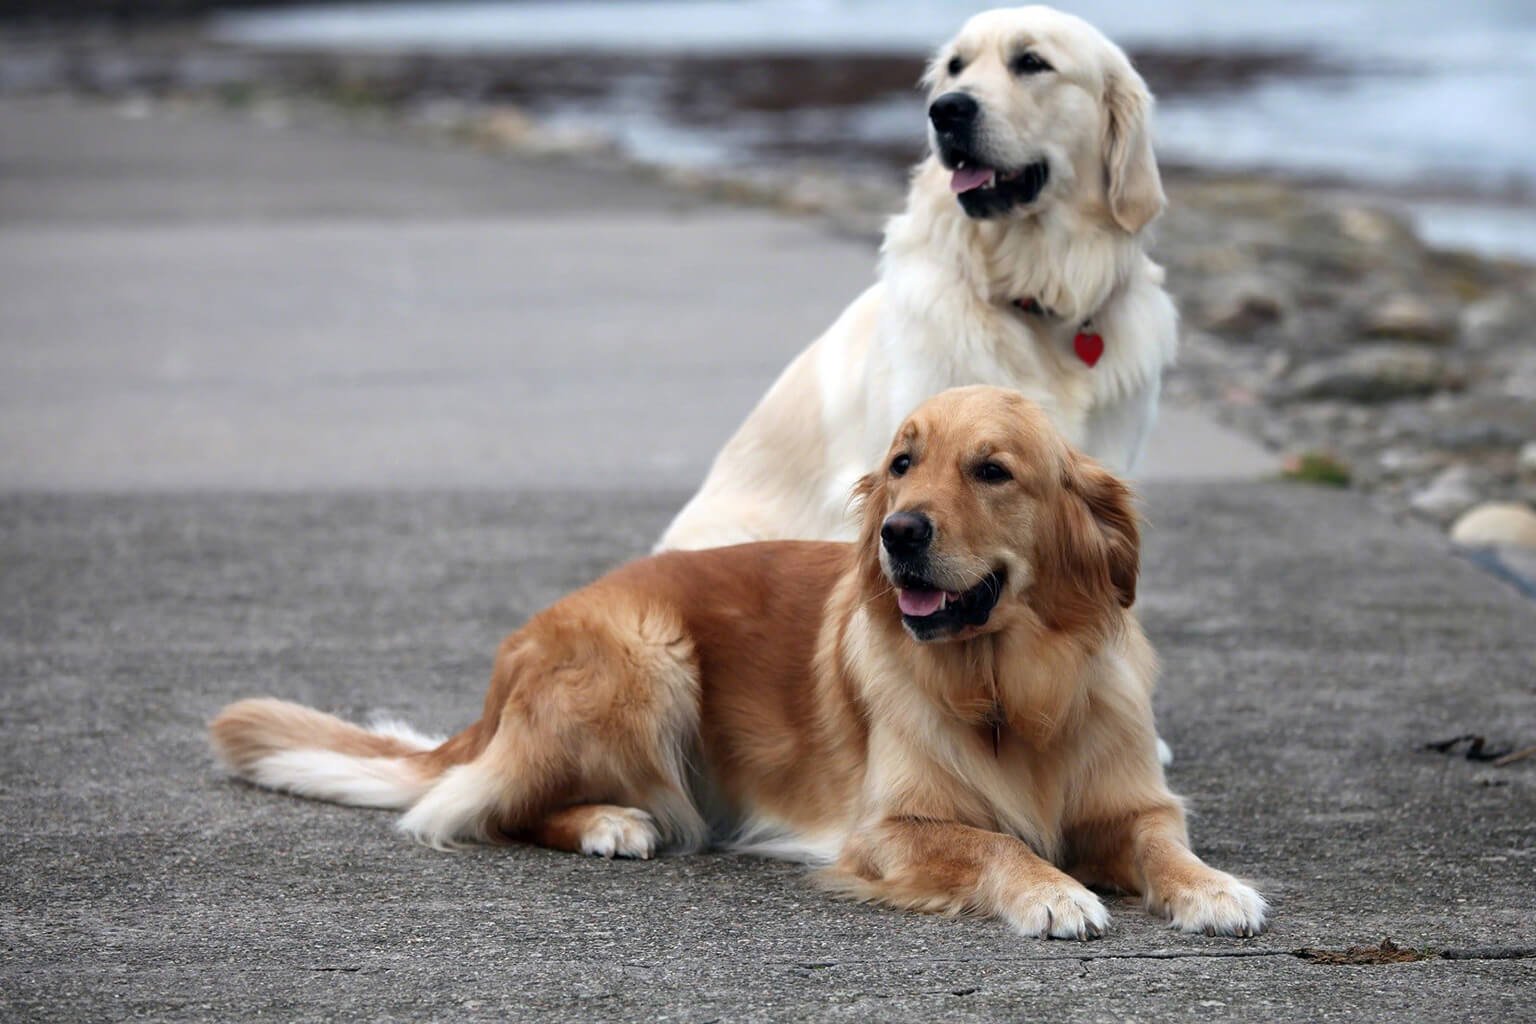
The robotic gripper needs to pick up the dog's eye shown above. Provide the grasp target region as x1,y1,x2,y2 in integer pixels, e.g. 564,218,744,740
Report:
946,55,964,76
890,454,912,477
1010,52,1053,75
974,461,1012,483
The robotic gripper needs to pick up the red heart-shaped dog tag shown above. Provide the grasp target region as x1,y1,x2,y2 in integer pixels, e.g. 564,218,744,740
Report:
1073,331,1104,368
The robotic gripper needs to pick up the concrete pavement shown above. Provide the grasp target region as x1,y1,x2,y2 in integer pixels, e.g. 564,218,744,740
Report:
0,97,1270,490
1,97,1531,1022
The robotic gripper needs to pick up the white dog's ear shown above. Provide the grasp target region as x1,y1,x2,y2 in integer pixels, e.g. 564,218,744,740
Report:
1101,68,1165,234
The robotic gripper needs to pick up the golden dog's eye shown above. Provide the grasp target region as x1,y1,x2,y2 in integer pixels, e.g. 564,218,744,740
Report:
946,55,964,76
1010,52,1053,75
890,453,912,477
974,461,1012,483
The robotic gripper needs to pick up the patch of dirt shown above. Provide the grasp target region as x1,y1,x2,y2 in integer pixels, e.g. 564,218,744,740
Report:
1294,938,1437,965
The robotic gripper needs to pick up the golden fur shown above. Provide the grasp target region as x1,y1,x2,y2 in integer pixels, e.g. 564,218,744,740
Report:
211,387,1265,938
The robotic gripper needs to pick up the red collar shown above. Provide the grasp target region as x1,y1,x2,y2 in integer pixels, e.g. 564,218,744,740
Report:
1013,297,1104,368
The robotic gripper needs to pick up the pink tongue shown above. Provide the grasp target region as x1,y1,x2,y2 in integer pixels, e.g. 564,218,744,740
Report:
898,588,946,617
950,166,994,193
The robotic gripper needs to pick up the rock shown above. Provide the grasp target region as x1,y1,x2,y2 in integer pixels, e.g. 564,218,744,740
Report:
1409,464,1485,521
1359,294,1457,344
1519,441,1536,476
1197,275,1289,334
1425,395,1536,451
1377,447,1441,478
1491,545,1536,591
1278,346,1454,403
1449,502,1536,549
1460,293,1528,350
1336,206,1418,249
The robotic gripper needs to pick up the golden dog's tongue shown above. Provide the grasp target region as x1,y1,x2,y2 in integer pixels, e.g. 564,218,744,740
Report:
950,166,995,193
898,588,946,617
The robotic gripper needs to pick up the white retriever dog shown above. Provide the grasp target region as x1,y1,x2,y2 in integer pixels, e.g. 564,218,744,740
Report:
658,5,1177,552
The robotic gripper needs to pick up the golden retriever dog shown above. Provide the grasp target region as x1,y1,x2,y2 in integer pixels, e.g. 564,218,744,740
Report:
658,5,1177,553
211,387,1263,938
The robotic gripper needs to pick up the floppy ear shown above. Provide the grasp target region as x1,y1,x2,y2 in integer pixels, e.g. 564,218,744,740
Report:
850,471,890,588
1071,458,1140,608
1101,66,1165,234
1031,455,1141,631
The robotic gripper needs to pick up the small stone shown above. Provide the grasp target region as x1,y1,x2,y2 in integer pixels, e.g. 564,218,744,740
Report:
1197,275,1288,334
1377,447,1439,477
1279,346,1453,403
1460,293,1527,349
1519,441,1536,475
1336,206,1417,248
1359,294,1457,344
1426,395,1536,451
1409,464,1484,521
1450,502,1536,549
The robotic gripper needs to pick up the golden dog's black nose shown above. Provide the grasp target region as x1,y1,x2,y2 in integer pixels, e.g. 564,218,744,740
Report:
928,92,979,134
881,511,933,556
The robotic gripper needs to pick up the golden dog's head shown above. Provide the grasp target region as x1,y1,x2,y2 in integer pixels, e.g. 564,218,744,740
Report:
924,5,1164,232
856,386,1138,644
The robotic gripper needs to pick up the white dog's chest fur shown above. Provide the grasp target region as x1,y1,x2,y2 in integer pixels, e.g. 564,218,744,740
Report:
657,166,1179,552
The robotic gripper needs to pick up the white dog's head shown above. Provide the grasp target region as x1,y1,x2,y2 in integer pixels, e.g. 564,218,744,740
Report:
923,5,1164,233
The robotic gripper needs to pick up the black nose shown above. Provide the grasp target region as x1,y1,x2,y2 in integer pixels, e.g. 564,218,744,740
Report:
881,511,933,557
928,92,979,134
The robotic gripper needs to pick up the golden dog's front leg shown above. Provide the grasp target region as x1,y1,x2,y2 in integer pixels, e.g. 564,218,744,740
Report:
1131,806,1268,936
1072,806,1267,937
827,817,1109,940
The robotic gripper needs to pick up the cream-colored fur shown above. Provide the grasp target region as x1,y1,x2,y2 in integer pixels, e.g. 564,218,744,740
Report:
659,6,1177,552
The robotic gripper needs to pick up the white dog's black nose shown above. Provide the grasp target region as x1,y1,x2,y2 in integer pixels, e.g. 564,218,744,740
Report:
881,511,933,556
928,92,979,134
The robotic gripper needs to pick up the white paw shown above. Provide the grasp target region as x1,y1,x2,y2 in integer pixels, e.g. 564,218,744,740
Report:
1156,737,1173,765
1004,881,1110,940
1156,874,1267,937
578,808,659,860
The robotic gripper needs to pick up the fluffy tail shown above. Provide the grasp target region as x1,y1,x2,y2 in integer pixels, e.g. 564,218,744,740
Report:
209,698,446,810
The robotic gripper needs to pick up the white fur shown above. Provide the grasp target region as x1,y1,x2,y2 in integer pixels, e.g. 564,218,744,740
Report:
658,6,1177,553
725,816,844,866
364,717,444,751
396,758,507,851
1153,873,1268,937
578,808,660,860
246,749,428,809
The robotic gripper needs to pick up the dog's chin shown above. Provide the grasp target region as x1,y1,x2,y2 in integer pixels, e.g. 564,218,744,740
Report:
936,148,1051,220
888,566,1008,643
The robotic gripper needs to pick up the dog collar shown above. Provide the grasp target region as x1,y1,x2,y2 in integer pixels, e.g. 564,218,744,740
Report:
1012,297,1105,369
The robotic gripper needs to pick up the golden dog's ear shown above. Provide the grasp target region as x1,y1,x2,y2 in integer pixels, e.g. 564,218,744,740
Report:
1032,455,1141,630
1101,67,1165,234
850,470,892,590
1072,458,1140,608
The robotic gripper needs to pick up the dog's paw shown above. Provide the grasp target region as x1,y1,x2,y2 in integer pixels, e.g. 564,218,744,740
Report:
1153,873,1267,937
578,807,659,860
1003,881,1109,940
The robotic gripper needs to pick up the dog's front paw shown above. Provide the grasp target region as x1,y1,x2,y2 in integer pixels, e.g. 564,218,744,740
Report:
1003,880,1109,940
578,808,659,860
1152,873,1267,937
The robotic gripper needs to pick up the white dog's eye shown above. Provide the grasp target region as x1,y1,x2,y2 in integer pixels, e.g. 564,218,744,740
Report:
890,453,912,477
946,55,964,76
1009,52,1053,75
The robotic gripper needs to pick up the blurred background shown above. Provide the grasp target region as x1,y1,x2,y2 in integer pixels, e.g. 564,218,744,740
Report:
3,0,1536,550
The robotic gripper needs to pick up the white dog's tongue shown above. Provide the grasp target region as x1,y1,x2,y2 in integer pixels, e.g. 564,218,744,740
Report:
898,588,946,617
950,166,995,193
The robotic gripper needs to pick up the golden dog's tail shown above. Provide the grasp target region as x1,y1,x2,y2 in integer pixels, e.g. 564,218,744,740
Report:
209,698,449,811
